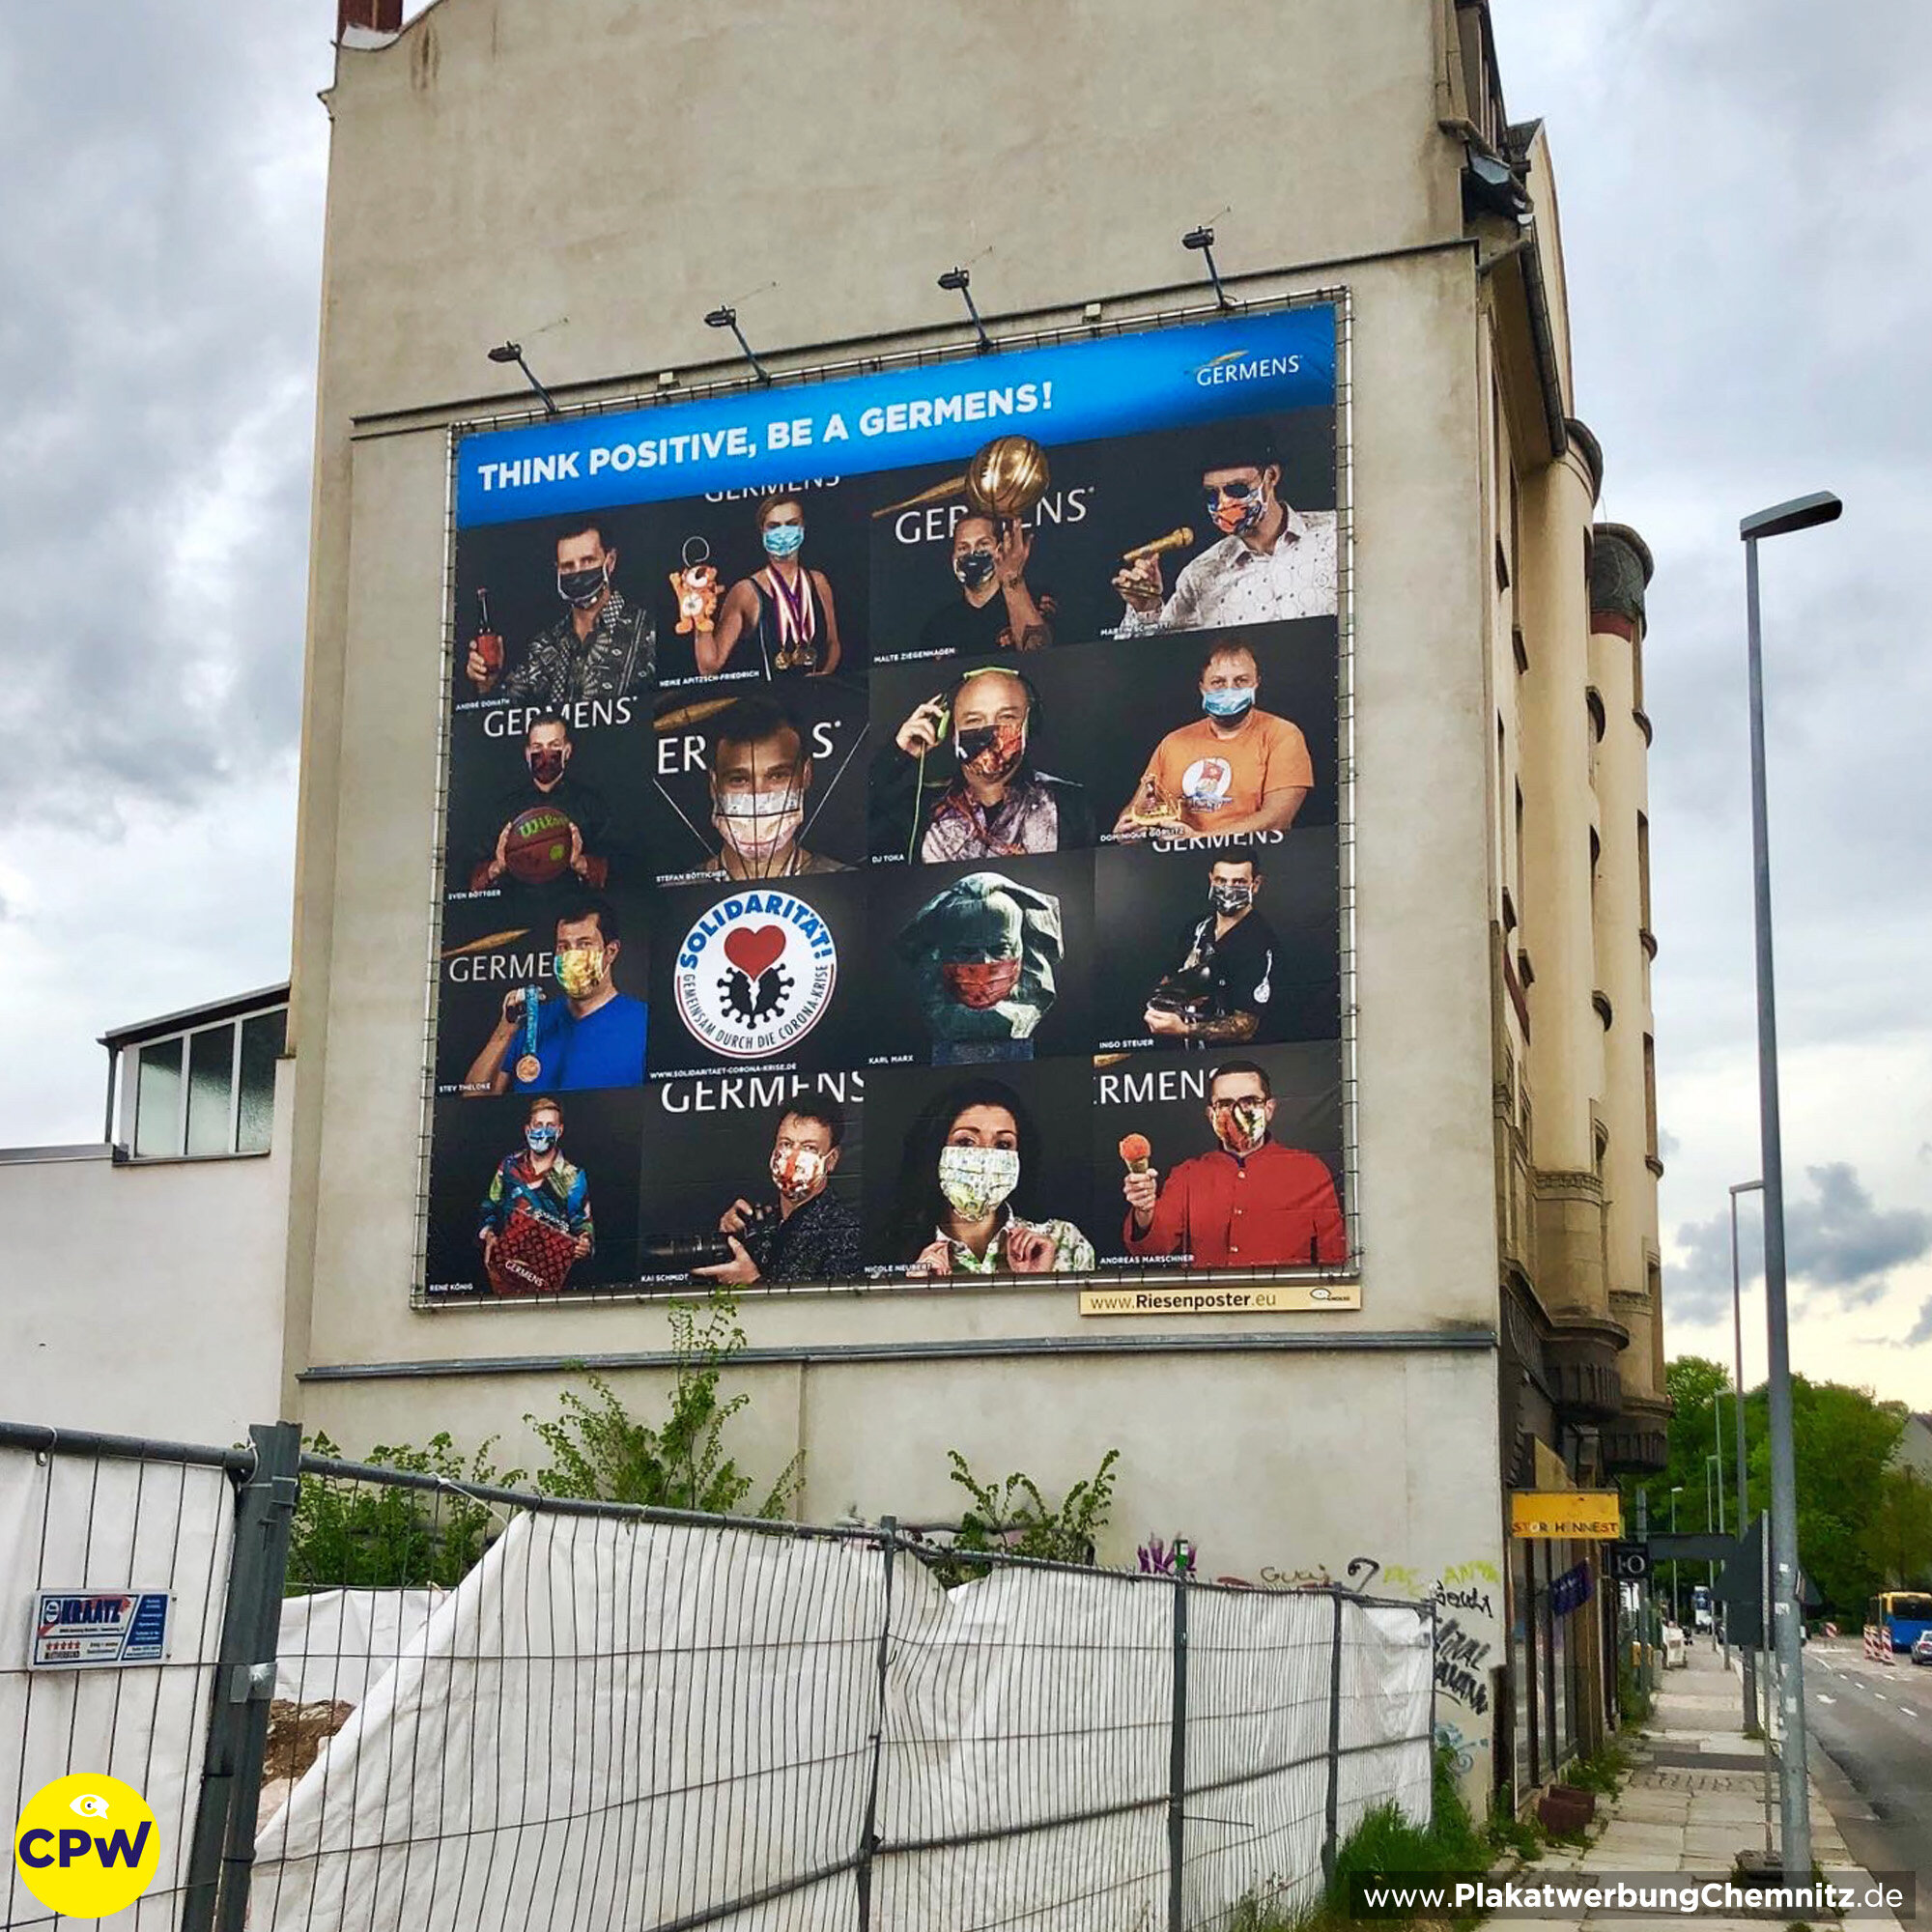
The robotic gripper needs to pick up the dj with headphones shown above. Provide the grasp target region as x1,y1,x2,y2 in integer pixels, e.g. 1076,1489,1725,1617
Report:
870,662,1094,864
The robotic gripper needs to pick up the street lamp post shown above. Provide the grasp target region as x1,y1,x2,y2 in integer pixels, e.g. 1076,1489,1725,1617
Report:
1670,1486,1685,1624
1731,1178,1764,1729
1707,1452,1725,1648
1741,489,1842,1879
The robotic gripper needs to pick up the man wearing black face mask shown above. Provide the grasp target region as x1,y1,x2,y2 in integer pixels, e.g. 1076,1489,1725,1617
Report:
917,512,1058,657
466,519,655,704
870,664,1094,864
1145,855,1282,1045
467,714,615,900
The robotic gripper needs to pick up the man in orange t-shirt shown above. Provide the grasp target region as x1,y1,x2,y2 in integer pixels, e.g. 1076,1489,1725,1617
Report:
1112,639,1313,839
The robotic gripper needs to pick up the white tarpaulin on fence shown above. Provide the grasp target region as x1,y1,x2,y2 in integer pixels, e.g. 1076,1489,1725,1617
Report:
251,1509,1433,1932
252,1511,884,1932
0,1443,237,1932
274,1585,445,1705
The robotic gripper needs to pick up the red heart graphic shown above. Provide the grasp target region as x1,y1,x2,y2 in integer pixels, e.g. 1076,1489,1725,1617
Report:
724,923,786,978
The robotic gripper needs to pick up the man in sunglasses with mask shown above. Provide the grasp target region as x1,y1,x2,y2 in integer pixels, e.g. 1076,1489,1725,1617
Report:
466,517,656,705
1112,426,1336,635
468,713,615,904
1144,854,1281,1046
919,511,1058,657
1122,1060,1347,1268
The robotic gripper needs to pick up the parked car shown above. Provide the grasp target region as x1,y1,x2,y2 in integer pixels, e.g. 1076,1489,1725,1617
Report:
1911,1631,1932,1666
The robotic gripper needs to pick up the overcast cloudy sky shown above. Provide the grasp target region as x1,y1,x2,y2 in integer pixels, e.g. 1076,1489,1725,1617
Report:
2,3,1925,1407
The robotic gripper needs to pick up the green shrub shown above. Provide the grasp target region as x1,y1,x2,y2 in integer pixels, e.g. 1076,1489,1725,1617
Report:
934,1448,1121,1581
524,1291,802,1518
287,1432,516,1592
1566,1739,1635,1796
1233,1747,1490,1930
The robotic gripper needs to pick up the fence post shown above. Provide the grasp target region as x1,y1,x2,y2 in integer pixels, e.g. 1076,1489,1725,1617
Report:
1166,1571,1189,1932
182,1420,301,1932
1427,1598,1439,1823
1321,1586,1345,1890
854,1516,896,1931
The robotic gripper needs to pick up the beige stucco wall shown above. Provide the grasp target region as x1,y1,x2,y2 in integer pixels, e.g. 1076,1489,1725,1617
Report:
283,0,1518,1772
1590,610,1660,1378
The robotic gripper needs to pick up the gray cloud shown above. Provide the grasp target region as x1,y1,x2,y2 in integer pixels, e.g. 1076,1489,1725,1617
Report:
1672,1162,1932,1327
0,5,329,1141
1494,5,1932,1401
1905,1301,1932,1350
0,6,330,834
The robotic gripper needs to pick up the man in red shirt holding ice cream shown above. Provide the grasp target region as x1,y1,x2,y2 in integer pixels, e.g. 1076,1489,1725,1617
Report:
1122,1060,1347,1267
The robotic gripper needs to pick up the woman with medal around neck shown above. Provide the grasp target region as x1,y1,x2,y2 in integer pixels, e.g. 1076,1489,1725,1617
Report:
697,493,843,679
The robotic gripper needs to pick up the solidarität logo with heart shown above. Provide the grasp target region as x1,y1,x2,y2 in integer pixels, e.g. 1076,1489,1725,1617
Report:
722,923,787,980
674,893,838,1060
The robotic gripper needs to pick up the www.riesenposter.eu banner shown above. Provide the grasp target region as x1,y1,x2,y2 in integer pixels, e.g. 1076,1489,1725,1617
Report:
426,301,1354,1308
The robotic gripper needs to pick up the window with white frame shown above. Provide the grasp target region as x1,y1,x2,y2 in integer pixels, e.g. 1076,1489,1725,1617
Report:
127,1008,287,1159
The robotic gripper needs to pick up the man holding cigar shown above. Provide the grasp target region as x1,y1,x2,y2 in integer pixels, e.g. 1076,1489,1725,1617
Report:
466,518,655,705
1121,1060,1347,1267
1112,426,1336,634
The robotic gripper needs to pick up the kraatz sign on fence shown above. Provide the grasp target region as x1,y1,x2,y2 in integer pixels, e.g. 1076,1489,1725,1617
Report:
30,1590,173,1668
426,301,1351,1305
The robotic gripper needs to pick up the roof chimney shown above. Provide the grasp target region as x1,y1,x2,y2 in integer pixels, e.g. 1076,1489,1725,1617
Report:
337,0,404,42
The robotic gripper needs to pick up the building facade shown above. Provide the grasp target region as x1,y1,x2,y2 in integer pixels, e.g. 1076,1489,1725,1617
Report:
266,0,1669,1805
0,986,292,1444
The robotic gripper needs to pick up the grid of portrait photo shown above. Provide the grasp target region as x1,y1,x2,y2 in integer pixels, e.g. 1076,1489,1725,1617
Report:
422,308,1350,1302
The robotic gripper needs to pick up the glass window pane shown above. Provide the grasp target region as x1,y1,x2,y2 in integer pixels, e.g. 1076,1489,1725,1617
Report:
185,1025,236,1156
134,1039,184,1158
237,1009,286,1154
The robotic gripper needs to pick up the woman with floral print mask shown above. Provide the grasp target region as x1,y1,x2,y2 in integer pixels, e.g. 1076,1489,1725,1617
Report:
894,1077,1094,1279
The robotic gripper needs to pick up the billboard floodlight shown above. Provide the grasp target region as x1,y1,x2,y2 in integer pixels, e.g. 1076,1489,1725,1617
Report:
486,341,557,417
937,267,992,354
1181,226,1230,310
704,305,771,385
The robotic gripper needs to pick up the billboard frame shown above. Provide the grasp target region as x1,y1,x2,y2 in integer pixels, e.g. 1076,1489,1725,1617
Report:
409,283,1361,1312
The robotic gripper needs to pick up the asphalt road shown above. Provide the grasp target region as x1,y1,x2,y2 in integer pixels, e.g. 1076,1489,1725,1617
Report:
1800,1635,1932,1880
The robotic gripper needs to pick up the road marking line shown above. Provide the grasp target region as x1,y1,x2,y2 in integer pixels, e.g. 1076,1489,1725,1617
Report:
1818,1693,1836,1704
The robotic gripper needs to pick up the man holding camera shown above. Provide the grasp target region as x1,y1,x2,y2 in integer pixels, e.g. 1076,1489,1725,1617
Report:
694,1094,861,1284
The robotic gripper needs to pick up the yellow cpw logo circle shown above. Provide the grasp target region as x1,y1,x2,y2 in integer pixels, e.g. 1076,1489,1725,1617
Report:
13,1774,159,1917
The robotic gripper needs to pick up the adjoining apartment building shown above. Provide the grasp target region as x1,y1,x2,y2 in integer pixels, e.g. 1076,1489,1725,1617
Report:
0,0,1670,1810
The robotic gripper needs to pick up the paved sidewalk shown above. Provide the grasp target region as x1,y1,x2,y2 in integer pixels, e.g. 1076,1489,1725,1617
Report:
1504,1638,1902,1930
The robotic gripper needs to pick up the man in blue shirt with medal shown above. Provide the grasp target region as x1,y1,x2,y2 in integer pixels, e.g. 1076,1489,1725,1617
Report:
463,894,648,1094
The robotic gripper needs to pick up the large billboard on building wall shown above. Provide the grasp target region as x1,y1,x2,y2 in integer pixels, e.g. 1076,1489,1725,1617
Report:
422,300,1354,1311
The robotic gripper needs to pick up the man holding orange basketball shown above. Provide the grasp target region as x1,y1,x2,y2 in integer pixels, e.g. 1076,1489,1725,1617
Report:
468,714,612,897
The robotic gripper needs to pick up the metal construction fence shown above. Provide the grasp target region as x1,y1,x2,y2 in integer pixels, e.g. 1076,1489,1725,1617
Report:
1,1421,1435,1932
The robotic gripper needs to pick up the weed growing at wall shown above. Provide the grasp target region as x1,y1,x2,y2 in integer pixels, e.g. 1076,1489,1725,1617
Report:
288,1433,514,1591
524,1291,803,1518
1230,1746,1486,1930
940,1446,1121,1575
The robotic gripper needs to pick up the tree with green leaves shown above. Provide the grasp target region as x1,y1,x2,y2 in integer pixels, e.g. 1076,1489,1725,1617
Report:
1630,1355,1909,1617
